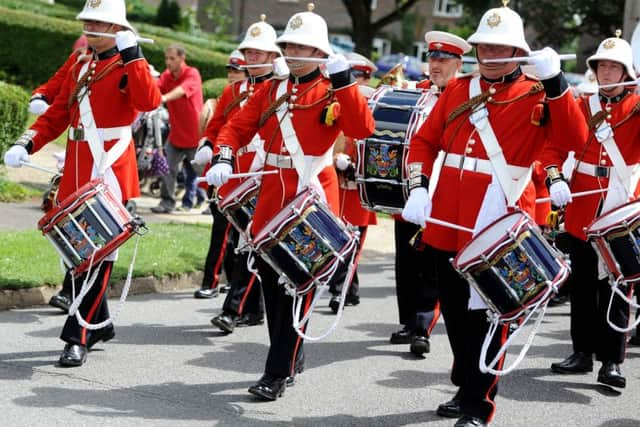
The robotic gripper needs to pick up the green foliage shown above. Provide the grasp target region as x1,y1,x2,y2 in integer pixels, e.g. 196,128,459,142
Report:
156,0,181,29
0,6,228,90
0,175,41,203
201,0,232,36
0,223,211,289
0,81,29,158
202,78,228,100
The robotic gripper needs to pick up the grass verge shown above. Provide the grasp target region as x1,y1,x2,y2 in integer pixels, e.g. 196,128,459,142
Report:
0,222,210,289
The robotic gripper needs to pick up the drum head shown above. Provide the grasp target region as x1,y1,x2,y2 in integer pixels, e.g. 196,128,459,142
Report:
455,212,525,267
586,199,640,236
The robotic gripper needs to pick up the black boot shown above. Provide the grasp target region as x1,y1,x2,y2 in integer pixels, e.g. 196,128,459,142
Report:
211,312,237,333
49,292,72,312
597,361,626,388
248,374,287,401
410,335,430,355
436,397,462,418
58,343,88,367
194,287,219,299
551,352,593,373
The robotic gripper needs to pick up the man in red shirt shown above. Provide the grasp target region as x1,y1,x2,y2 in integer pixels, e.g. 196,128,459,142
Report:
151,45,203,213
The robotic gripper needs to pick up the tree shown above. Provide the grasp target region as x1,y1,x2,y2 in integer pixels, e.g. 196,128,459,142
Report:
155,0,182,29
342,0,421,58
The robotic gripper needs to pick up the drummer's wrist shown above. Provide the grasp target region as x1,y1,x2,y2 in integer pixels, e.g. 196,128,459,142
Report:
544,165,566,188
408,162,429,191
213,145,234,167
14,129,36,154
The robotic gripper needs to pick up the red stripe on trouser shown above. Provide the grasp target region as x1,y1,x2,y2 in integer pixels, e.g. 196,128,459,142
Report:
207,223,232,289
237,274,257,315
485,323,509,423
426,301,441,335
80,262,112,345
290,290,314,376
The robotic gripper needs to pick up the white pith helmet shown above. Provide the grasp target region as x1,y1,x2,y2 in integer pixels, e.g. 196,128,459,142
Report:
467,1,530,54
76,0,134,32
276,3,333,56
238,14,281,55
587,31,637,81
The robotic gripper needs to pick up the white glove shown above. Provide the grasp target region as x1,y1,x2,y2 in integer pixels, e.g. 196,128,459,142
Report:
29,99,49,115
549,180,572,207
335,153,351,171
402,187,432,227
325,54,350,75
4,145,29,168
115,30,137,51
205,162,233,187
529,47,561,80
193,145,213,166
272,57,290,78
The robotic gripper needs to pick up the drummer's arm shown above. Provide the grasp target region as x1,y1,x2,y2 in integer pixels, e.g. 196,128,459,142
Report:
201,84,234,149
332,78,375,139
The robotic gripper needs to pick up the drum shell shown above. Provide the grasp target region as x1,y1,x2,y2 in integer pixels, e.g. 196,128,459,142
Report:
38,179,138,276
252,190,357,294
453,211,569,319
218,177,260,236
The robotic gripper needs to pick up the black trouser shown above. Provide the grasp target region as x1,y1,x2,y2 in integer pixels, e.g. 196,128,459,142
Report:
552,232,572,298
61,261,114,346
257,258,313,378
329,225,368,299
431,246,506,422
566,235,628,363
394,220,440,336
201,201,236,290
222,251,264,317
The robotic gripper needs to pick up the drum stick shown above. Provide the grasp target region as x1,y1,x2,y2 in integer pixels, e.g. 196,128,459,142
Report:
482,54,576,64
19,160,58,175
242,63,274,69
195,170,278,183
425,216,474,233
535,188,607,204
83,31,154,44
597,79,640,90
283,56,367,67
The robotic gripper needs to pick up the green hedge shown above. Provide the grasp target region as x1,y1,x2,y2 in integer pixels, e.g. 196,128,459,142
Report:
202,78,228,100
0,82,29,158
0,6,229,90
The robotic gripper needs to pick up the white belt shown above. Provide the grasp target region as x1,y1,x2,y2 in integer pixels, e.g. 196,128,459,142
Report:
443,153,528,177
237,145,258,156
68,126,131,142
340,181,358,190
265,153,295,169
576,161,610,178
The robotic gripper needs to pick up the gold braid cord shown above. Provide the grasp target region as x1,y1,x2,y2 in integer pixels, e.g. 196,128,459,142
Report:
446,82,544,125
223,91,250,117
258,78,327,127
68,58,123,107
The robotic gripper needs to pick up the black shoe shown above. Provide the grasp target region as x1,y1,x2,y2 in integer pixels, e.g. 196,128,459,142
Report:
219,284,230,293
87,327,115,350
629,335,640,346
345,294,360,306
236,313,264,327
547,294,569,307
286,375,296,387
390,328,414,344
211,312,236,333
454,415,487,427
58,344,87,367
551,352,593,374
436,398,462,418
248,374,287,401
150,205,173,214
194,288,219,299
49,292,71,312
329,295,341,313
597,361,626,388
410,335,430,355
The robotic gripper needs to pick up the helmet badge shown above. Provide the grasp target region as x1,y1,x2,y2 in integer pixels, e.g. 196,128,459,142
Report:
487,12,501,28
290,15,303,30
87,0,101,8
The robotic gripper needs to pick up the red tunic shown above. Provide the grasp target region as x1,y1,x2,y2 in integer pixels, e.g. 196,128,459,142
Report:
158,64,203,148
216,72,375,234
541,92,640,240
408,73,582,251
29,50,162,203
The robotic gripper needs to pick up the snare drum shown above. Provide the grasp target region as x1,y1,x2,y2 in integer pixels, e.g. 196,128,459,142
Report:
453,211,570,320
585,199,640,284
38,179,142,276
356,86,435,213
252,189,359,295
218,177,260,239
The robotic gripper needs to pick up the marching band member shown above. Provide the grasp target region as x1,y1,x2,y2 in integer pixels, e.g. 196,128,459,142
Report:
544,34,638,389
192,49,253,299
4,0,161,367
195,15,284,331
208,4,374,401
401,3,582,425
328,52,378,314
390,31,470,356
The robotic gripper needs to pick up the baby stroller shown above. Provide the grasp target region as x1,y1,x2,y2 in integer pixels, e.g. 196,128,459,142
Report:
132,105,171,197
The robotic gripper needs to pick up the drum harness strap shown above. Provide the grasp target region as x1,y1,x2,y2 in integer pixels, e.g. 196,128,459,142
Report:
66,59,141,329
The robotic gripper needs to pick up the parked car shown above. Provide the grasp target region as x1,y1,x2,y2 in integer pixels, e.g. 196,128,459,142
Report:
374,54,426,81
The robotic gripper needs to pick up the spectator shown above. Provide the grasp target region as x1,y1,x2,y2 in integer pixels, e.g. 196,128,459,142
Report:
151,45,203,213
